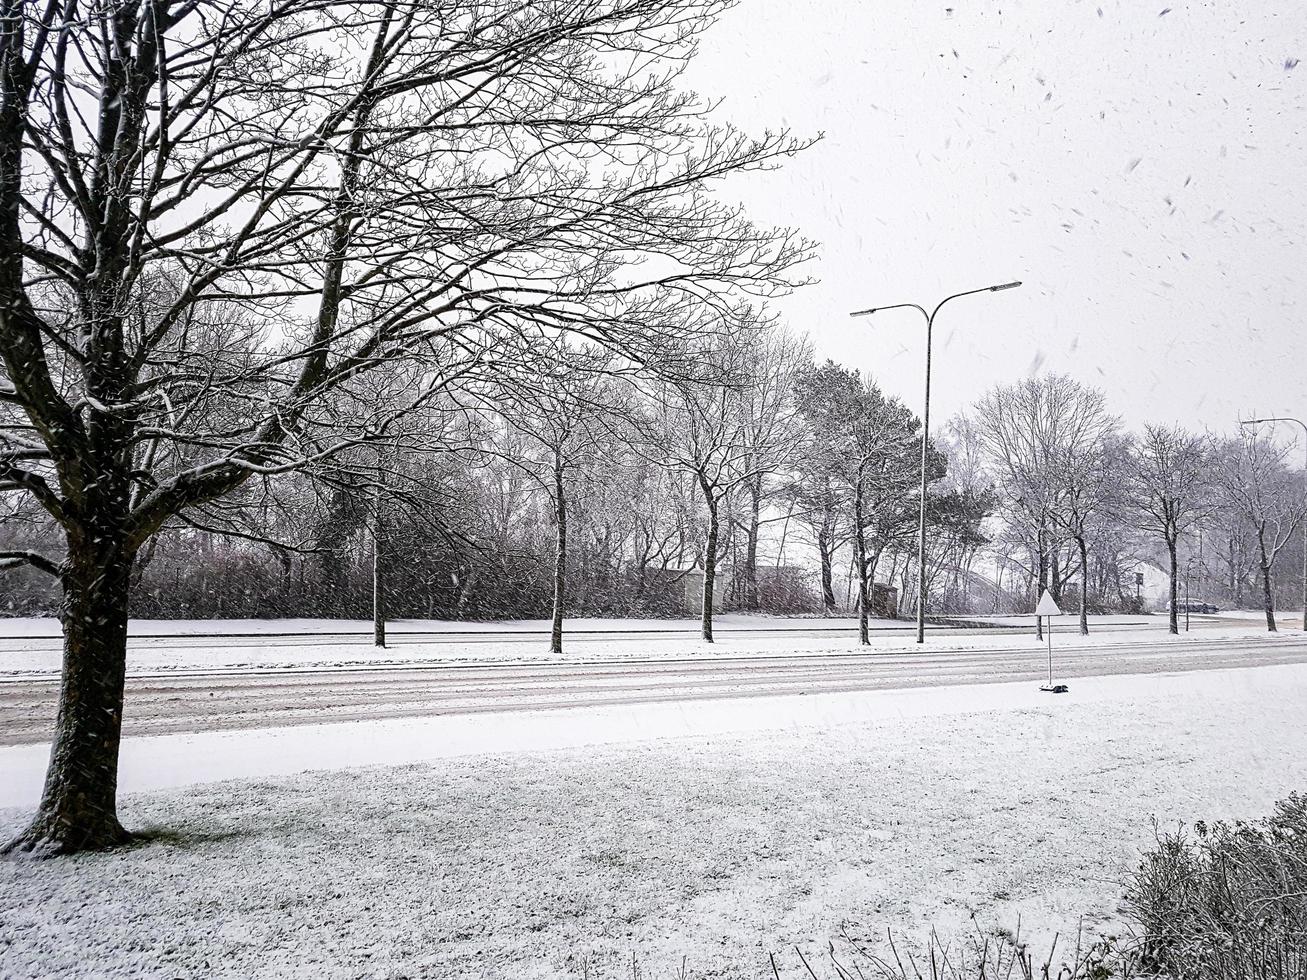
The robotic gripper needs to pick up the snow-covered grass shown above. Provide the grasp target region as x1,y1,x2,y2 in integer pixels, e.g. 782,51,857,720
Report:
1213,608,1306,624
0,614,1275,676
3,663,1305,979
0,614,901,638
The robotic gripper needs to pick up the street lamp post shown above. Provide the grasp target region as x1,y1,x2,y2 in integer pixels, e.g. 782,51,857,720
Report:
1239,416,1307,632
850,281,1022,643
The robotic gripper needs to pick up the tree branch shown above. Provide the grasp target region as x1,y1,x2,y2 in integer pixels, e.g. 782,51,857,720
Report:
0,550,61,576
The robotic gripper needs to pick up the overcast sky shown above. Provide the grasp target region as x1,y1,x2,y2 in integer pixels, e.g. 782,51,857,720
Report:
685,0,1306,435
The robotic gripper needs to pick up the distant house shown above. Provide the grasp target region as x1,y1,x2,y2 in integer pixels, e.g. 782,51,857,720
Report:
675,567,728,616
869,582,898,618
1120,558,1172,610
670,565,826,616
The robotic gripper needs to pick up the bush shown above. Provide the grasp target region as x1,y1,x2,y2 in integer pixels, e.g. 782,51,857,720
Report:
768,925,1125,979
1124,793,1307,979
765,792,1307,980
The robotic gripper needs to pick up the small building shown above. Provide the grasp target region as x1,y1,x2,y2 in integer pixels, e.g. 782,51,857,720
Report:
676,567,729,616
869,582,899,619
1120,559,1172,611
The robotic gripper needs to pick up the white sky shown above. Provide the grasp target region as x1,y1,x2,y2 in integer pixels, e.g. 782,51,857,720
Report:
686,0,1306,432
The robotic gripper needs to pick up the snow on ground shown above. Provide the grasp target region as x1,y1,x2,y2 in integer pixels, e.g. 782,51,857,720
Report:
0,615,903,638
3,662,1306,979
0,614,1271,676
1213,609,1306,624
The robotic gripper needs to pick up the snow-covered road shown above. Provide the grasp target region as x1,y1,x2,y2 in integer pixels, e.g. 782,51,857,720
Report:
3,629,1306,747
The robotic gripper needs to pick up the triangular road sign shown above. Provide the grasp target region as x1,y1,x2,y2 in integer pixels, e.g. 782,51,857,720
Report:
1035,590,1062,617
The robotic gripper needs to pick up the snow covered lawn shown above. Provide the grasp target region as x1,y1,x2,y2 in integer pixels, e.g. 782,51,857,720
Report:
0,613,1260,676
3,663,1305,979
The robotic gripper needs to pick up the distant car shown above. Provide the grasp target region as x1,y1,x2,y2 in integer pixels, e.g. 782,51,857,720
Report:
1167,600,1219,614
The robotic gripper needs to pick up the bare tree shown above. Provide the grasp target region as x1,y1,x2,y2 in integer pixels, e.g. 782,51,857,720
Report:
785,468,847,614
1205,495,1259,608
626,463,702,602
0,0,811,855
493,342,629,654
646,324,802,641
794,361,928,644
1128,425,1212,634
974,376,1113,636
1048,407,1122,635
729,329,811,610
1217,431,1306,633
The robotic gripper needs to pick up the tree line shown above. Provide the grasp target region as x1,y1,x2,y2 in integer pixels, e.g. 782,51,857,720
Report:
8,343,1301,649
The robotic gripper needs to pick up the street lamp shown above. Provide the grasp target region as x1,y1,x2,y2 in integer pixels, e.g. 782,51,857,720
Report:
1239,416,1307,632
850,281,1023,643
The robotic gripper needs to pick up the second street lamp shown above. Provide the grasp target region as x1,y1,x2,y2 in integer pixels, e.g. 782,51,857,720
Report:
850,281,1022,644
1239,416,1307,633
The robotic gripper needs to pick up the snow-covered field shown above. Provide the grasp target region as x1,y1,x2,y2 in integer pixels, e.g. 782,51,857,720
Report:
4,662,1305,979
0,613,1259,676
0,614,899,638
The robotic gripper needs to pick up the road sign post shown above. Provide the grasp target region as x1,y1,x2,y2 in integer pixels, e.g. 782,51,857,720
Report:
1035,590,1067,693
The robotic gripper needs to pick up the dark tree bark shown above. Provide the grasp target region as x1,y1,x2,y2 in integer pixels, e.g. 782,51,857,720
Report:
1035,525,1047,640
1075,534,1090,635
3,544,135,856
1256,524,1277,633
273,546,294,617
372,498,386,649
817,526,836,613
551,459,567,656
701,494,719,643
853,483,870,645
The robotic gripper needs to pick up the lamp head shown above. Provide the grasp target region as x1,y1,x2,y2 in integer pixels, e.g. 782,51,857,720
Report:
990,281,1022,292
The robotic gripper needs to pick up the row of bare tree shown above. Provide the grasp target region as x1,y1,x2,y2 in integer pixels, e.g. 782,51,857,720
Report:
2,331,978,641
7,349,1300,650
957,375,1305,637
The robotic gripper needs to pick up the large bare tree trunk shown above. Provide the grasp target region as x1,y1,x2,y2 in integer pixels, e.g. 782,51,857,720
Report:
817,527,836,613
551,461,567,656
701,496,719,643
853,486,869,645
1076,535,1090,635
372,496,386,649
1036,526,1047,640
1257,527,1277,633
4,546,134,856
